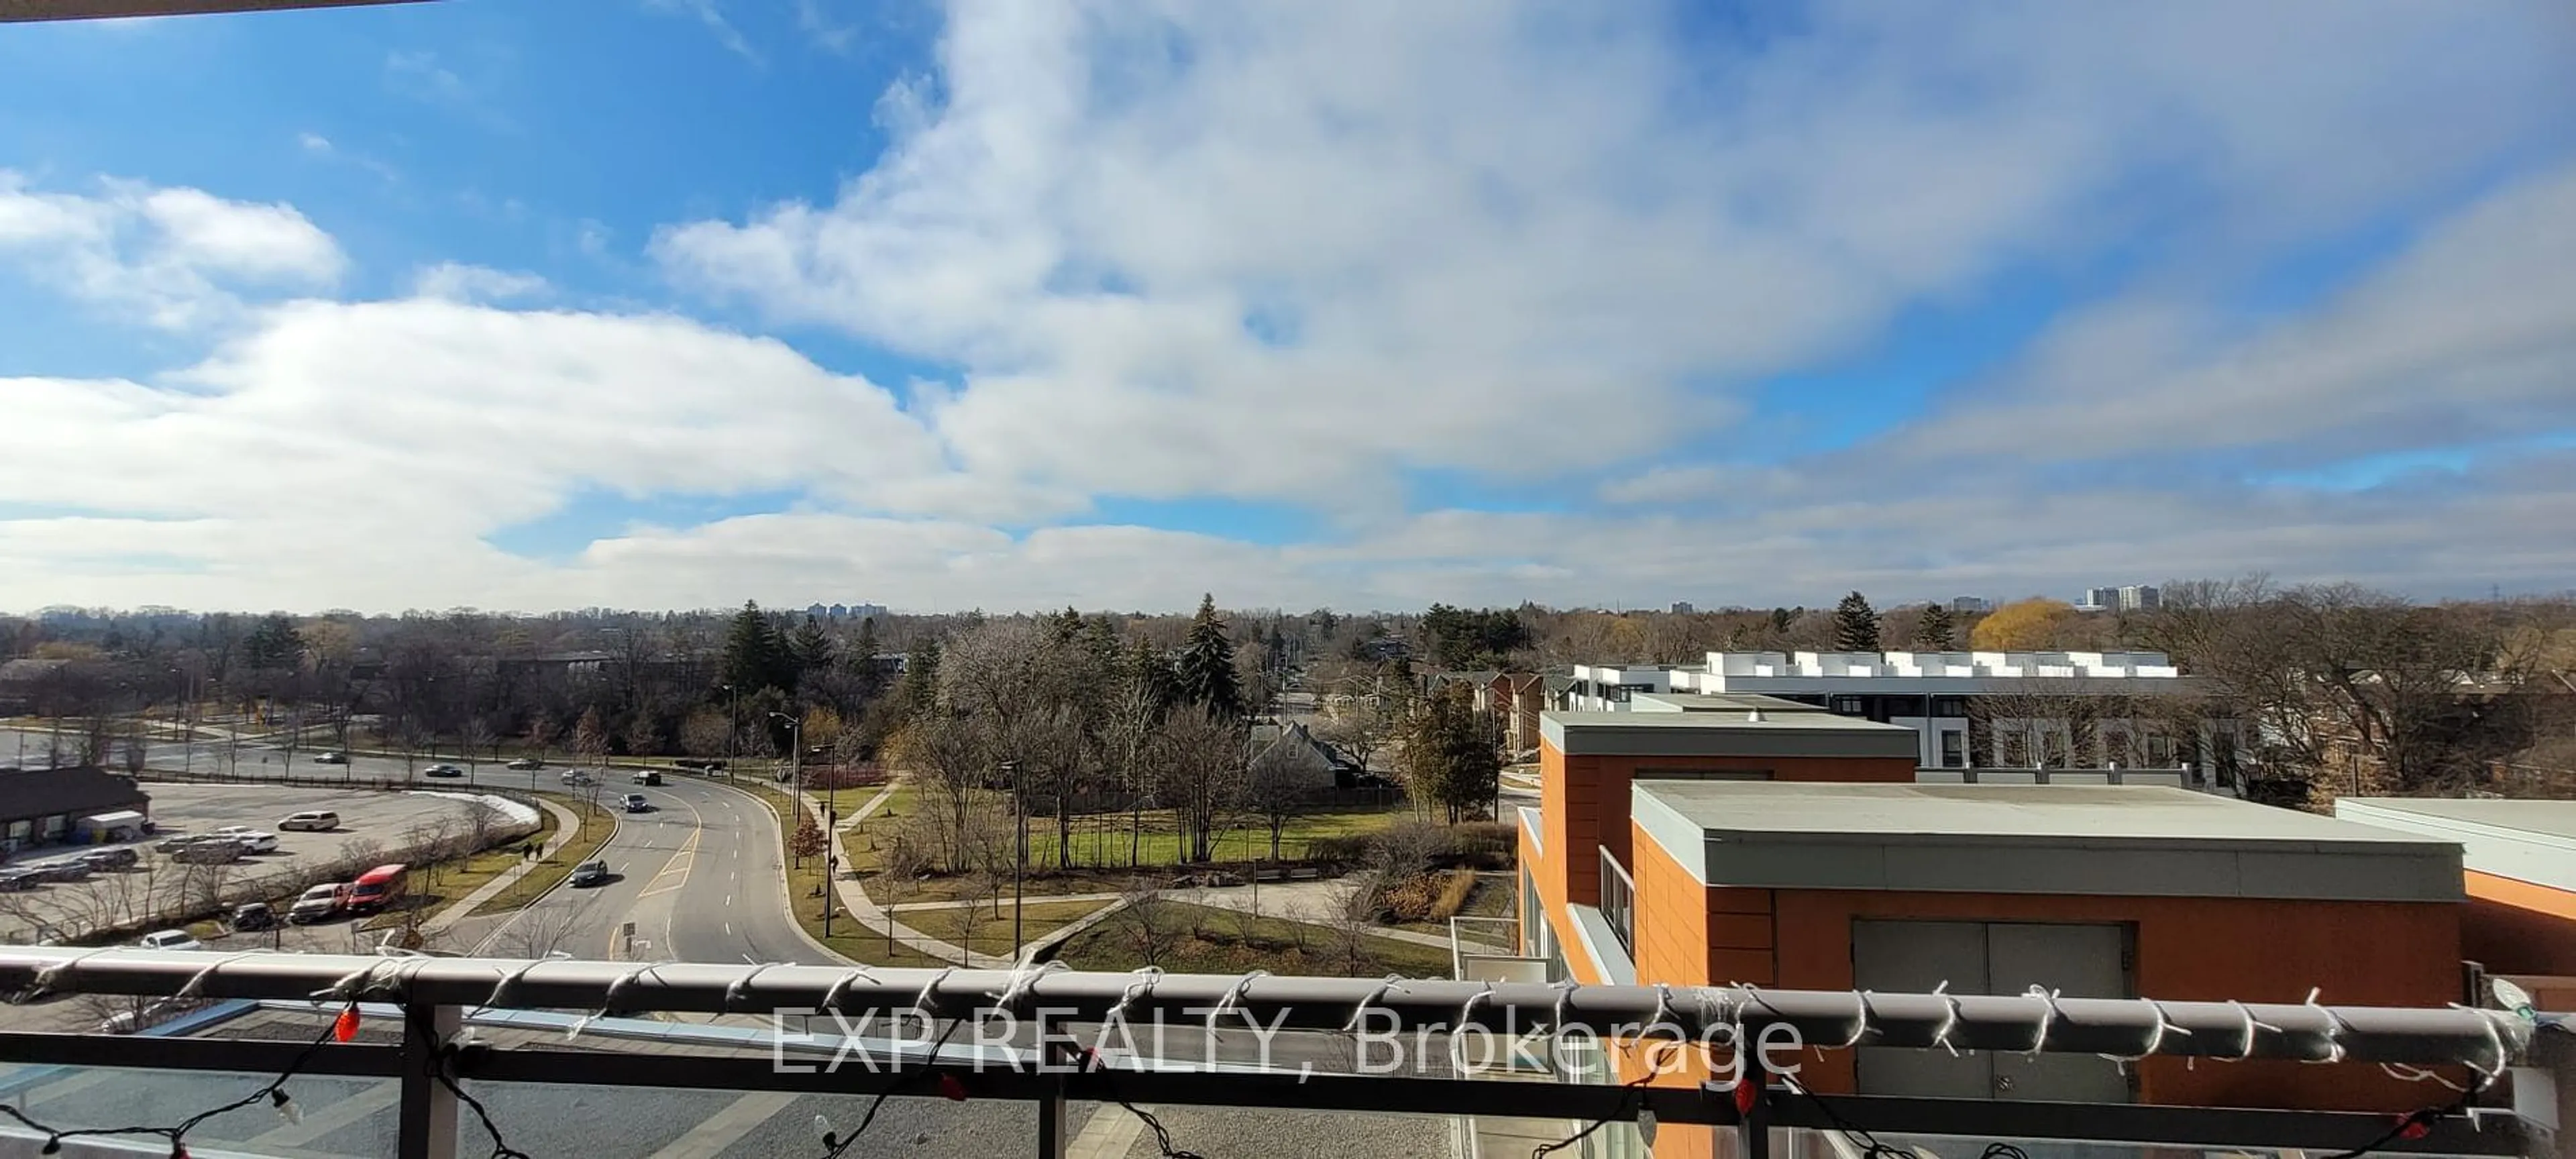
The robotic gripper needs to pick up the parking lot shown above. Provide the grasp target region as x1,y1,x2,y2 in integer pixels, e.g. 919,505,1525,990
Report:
0,785,515,943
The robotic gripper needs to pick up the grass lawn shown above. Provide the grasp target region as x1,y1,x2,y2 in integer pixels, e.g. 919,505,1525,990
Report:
843,784,1407,906
1391,871,1515,936
731,779,955,969
897,897,1112,958
1054,901,1454,979
460,793,616,921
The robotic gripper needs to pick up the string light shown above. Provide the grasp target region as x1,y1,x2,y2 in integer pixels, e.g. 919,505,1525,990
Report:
0,1001,354,1158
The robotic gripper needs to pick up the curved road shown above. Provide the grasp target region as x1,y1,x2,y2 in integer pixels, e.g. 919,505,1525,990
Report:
473,772,830,967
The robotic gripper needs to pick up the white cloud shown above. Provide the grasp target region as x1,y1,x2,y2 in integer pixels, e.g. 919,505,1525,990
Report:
1892,160,2576,466
297,131,333,154
653,0,2574,518
0,171,343,329
412,262,549,302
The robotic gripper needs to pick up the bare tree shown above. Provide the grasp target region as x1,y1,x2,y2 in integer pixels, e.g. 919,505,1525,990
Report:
892,714,989,875
1155,704,1248,865
1245,741,1312,862
489,896,595,958
1119,883,1183,967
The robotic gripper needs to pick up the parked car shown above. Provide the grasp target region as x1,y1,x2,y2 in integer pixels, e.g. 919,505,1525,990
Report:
153,833,207,854
75,847,138,872
230,901,276,932
346,863,408,915
29,860,91,883
288,883,347,924
278,810,339,832
138,929,203,952
423,763,466,779
631,769,663,786
0,869,41,892
505,757,543,771
570,859,610,887
212,827,280,854
673,758,726,771
313,751,347,765
622,793,651,814
170,840,243,865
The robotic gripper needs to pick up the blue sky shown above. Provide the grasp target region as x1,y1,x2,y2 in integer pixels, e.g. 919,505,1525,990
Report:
1,1,2573,614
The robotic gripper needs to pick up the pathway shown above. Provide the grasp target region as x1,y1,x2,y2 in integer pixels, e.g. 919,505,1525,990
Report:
425,796,587,937
792,785,1012,967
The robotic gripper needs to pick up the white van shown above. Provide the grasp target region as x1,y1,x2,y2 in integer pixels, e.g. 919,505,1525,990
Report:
278,811,339,832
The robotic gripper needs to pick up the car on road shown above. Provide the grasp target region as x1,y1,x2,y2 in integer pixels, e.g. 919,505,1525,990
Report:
570,859,610,887
278,810,339,832
631,769,663,786
313,751,347,765
559,770,595,786
622,793,651,814
506,757,543,770
423,763,467,779
0,869,41,892
75,847,138,872
230,901,277,932
673,758,726,771
346,863,408,915
138,930,203,952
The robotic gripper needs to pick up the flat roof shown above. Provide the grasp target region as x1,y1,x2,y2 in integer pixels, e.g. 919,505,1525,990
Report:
2336,797,2576,895
1627,692,1831,714
1631,781,2463,902
1542,709,1917,759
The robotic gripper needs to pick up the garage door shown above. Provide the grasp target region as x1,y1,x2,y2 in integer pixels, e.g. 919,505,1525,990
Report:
1851,920,2133,1103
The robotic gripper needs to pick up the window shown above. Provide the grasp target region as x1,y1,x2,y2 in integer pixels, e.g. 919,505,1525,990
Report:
1931,696,1967,718
2144,730,2174,766
1598,848,1635,955
1830,696,1864,716
1939,730,1966,768
1632,769,1772,782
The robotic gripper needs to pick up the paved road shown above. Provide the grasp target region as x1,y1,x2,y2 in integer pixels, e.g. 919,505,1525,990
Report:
468,773,830,967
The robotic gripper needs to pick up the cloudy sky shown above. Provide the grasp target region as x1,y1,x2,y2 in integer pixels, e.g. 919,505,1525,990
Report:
2,1,2573,615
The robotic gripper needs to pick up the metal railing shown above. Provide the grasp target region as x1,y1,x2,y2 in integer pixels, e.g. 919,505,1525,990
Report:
1598,847,1635,955
0,948,2540,1159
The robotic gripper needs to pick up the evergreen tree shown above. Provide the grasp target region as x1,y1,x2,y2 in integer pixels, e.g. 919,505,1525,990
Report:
1176,594,1242,718
1402,686,1501,824
721,602,790,694
1833,592,1881,652
851,616,884,700
896,639,941,720
1916,603,1957,651
244,613,303,671
1768,607,1796,636
787,616,835,685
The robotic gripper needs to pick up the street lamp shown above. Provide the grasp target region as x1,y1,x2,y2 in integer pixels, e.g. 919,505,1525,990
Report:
767,710,804,866
720,684,740,781
1003,759,1024,962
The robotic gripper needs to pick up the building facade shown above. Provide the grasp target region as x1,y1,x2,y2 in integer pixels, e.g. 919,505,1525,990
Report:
1517,710,2476,1158
1558,650,2243,785
0,766,152,854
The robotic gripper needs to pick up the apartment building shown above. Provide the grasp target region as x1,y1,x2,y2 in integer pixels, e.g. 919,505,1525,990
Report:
1559,650,2243,785
1517,708,2473,1158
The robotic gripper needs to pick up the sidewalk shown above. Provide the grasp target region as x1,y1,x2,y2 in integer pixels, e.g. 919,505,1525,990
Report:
423,796,588,936
793,785,1014,967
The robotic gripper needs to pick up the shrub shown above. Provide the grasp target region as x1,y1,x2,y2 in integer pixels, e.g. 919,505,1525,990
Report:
1430,869,1478,920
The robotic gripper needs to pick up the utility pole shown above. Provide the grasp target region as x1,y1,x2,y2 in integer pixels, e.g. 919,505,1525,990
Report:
769,711,804,866
822,805,837,938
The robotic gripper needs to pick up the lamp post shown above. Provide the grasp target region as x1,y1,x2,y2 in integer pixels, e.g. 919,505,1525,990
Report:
768,710,804,867
720,684,739,781
1003,759,1024,962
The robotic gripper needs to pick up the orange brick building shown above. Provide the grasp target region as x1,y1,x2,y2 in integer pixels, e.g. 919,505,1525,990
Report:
1515,707,2471,1159
2337,797,2576,1007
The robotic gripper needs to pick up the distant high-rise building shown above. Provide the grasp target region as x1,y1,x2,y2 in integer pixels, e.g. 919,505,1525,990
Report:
1949,596,1991,614
1670,601,1695,615
806,603,829,620
2118,585,2161,612
828,603,848,618
2078,587,2119,611
847,603,888,621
